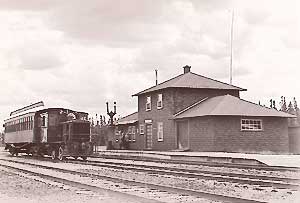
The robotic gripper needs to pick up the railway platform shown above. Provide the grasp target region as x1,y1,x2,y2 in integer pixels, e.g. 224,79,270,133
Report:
93,147,300,168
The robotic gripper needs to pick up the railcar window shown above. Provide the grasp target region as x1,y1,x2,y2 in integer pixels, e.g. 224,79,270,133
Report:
30,117,32,130
42,116,46,127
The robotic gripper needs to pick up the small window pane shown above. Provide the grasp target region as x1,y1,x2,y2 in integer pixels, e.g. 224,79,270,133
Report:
241,119,262,131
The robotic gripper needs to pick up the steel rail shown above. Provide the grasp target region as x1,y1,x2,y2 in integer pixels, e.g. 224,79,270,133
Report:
0,162,160,203
66,159,300,190
10,154,300,190
0,158,267,203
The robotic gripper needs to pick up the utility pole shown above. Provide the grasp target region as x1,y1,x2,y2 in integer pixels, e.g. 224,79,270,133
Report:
230,10,234,85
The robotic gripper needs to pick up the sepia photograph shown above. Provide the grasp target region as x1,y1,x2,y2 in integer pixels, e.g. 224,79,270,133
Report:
0,0,300,202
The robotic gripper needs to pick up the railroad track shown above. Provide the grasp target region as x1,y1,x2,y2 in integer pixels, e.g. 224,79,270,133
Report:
0,158,268,203
7,154,300,190
64,158,300,190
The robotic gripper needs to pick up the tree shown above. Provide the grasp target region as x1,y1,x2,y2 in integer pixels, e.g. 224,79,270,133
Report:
280,96,287,112
294,97,298,112
293,97,300,124
273,100,277,110
0,132,4,145
270,99,273,108
288,101,294,114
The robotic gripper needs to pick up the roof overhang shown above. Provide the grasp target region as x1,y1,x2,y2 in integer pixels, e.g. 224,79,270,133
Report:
116,120,138,125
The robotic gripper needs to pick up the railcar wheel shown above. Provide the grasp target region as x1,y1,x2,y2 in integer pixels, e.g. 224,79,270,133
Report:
51,149,56,160
73,156,78,160
81,156,87,161
58,146,64,161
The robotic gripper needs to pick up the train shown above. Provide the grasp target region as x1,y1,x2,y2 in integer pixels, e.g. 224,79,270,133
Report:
3,101,93,160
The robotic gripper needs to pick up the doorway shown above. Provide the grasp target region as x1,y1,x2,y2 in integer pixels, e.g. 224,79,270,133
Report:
177,120,189,149
145,124,153,149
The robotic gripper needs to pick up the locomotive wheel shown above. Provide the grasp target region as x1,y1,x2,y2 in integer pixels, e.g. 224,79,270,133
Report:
9,148,17,156
51,149,56,160
58,146,64,161
9,150,14,156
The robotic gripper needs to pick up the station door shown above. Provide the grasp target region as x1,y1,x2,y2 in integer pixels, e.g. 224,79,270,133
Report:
145,124,153,149
177,120,189,149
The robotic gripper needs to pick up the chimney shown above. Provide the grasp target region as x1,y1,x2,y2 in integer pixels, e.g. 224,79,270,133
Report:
183,65,191,74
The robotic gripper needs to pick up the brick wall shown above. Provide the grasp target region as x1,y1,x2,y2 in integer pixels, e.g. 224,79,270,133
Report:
137,88,240,151
212,116,289,153
137,89,176,150
187,117,215,151
288,126,300,154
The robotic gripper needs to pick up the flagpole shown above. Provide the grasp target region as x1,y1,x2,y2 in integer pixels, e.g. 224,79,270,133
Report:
230,10,234,85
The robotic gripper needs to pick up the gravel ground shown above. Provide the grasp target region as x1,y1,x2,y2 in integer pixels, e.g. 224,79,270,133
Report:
0,160,220,203
3,156,299,202
1,149,300,203
0,168,152,203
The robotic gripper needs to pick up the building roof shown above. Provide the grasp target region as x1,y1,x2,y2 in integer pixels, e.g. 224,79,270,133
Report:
133,71,246,96
174,94,296,119
116,112,138,125
4,101,88,122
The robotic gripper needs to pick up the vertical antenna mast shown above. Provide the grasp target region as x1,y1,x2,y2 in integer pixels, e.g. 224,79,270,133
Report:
230,10,234,85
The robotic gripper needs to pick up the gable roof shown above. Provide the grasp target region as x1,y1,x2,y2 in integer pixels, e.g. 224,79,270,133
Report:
133,72,246,96
116,112,138,125
174,94,296,119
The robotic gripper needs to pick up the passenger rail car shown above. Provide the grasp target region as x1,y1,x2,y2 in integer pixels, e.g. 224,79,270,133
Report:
3,101,92,160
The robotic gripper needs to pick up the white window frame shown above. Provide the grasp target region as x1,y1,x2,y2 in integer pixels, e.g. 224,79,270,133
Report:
157,122,163,141
41,113,48,127
146,96,151,111
139,124,144,135
241,119,263,131
157,93,163,109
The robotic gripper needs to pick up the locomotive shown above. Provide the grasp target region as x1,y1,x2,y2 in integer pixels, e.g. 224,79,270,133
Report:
3,101,92,160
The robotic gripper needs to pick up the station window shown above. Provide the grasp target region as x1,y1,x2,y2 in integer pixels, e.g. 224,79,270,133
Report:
146,96,151,111
26,117,28,130
157,94,163,109
157,122,163,141
128,126,136,141
139,124,144,135
241,119,262,131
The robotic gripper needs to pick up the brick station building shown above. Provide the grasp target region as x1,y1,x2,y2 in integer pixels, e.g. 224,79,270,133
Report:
116,66,295,153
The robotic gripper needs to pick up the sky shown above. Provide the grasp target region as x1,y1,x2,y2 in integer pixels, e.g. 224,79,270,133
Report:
1,0,300,130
